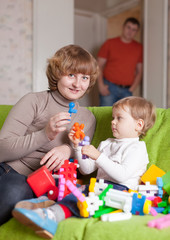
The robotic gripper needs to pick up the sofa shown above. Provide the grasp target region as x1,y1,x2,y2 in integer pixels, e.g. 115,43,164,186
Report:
0,105,170,240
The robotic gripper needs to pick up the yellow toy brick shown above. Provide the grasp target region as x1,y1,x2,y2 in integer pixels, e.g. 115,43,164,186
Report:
89,178,96,192
141,164,165,185
77,196,89,218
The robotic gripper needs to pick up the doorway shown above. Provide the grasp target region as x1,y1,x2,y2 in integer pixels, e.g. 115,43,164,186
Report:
74,0,143,106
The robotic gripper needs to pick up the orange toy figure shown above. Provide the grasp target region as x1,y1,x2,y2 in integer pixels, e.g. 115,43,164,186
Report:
73,122,85,140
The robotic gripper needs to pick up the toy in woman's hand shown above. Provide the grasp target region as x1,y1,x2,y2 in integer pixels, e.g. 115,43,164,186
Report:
68,102,77,117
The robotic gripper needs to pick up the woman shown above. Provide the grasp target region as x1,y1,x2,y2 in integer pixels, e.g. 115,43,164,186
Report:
0,44,99,225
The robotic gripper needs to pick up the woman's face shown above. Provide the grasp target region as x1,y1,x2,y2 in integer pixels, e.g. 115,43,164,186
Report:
57,73,90,100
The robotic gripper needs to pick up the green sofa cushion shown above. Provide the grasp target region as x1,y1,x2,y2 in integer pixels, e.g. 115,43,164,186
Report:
0,105,13,129
0,105,170,240
1,213,170,240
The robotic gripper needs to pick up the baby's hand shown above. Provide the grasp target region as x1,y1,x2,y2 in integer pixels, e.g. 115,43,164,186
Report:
81,145,101,160
68,129,80,148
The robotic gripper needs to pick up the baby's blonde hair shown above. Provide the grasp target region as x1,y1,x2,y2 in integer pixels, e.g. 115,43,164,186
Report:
113,96,156,137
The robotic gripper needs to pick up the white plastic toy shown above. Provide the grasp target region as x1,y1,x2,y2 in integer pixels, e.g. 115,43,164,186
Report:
104,188,133,213
101,211,132,222
137,182,158,197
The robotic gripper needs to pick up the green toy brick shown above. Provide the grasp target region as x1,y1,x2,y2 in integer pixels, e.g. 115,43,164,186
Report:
162,172,170,195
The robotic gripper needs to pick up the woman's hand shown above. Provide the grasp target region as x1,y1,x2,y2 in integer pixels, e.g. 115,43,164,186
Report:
40,145,71,172
68,128,81,148
81,145,101,160
45,112,71,141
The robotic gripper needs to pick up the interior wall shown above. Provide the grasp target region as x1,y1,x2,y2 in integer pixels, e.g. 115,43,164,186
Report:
0,0,74,104
74,10,106,106
143,0,168,108
0,0,32,104
107,2,143,97
33,0,74,92
1,0,169,108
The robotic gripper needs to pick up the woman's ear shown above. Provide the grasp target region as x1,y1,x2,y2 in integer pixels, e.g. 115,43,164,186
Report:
136,119,144,131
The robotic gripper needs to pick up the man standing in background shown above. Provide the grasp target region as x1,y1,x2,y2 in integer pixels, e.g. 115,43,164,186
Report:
97,17,143,106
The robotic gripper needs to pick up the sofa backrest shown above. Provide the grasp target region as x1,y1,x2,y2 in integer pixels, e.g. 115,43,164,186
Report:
0,105,170,173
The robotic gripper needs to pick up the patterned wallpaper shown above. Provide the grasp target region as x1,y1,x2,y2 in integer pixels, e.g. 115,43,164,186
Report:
0,0,33,104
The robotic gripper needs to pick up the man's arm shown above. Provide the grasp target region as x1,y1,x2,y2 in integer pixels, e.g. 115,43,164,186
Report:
97,57,110,96
129,62,143,92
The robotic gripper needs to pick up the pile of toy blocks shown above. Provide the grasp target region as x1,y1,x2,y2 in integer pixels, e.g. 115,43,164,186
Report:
72,164,170,228
27,159,79,201
27,162,170,229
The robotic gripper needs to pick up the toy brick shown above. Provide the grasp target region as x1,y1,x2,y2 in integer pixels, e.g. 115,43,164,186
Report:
66,180,85,202
131,193,147,215
89,178,96,192
137,182,158,197
27,166,55,197
152,207,165,213
79,136,90,159
94,179,108,195
162,205,170,214
57,159,78,201
77,198,89,218
104,188,133,213
85,192,103,216
93,206,115,218
153,196,162,207
148,214,170,229
73,122,85,140
47,186,59,200
68,102,77,116
93,184,114,218
162,171,170,195
141,164,165,185
158,201,168,208
101,212,132,222
150,207,158,216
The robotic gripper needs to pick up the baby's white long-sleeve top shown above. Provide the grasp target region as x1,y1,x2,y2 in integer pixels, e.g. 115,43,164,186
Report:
74,138,149,190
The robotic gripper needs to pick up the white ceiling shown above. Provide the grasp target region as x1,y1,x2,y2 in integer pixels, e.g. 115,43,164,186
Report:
74,0,134,13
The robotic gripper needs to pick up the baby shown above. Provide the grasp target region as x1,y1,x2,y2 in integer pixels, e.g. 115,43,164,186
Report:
69,96,156,190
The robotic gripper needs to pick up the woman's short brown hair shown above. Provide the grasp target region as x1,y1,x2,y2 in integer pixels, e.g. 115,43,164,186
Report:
46,45,99,92
113,96,156,137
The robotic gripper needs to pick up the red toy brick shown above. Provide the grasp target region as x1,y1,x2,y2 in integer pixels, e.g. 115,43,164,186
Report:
48,185,59,200
58,159,78,201
27,166,56,197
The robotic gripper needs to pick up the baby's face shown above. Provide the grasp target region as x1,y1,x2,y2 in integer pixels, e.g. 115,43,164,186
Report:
111,107,139,139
